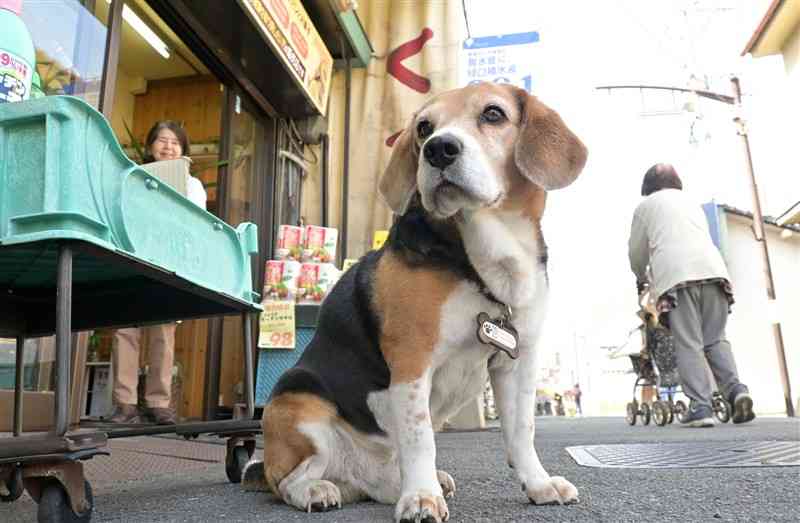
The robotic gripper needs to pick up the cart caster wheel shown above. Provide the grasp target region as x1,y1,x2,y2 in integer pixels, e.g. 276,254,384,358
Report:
675,400,688,423
714,398,732,423
652,401,669,427
38,479,93,523
640,402,652,425
625,401,638,426
667,405,675,424
0,466,24,502
225,446,252,484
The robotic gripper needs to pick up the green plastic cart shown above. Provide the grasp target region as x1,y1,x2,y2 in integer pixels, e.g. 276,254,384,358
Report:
0,96,263,521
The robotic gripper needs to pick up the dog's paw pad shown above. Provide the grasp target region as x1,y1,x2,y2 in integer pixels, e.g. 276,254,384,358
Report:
525,476,579,505
436,470,456,499
395,490,449,523
302,480,342,513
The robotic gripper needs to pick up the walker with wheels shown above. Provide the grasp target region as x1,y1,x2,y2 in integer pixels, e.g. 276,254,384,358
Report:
624,287,732,427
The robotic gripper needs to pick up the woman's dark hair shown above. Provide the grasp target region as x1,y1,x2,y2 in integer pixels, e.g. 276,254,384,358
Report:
641,163,683,196
142,120,190,163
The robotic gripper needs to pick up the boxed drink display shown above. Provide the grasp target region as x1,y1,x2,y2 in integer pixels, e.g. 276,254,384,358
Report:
297,263,341,303
303,225,338,263
276,225,304,261
263,260,301,301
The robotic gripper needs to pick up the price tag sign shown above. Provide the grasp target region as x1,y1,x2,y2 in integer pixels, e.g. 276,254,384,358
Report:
460,32,540,93
258,301,296,349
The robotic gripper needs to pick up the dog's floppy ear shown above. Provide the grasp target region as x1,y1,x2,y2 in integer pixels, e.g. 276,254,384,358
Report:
379,122,419,215
513,87,588,190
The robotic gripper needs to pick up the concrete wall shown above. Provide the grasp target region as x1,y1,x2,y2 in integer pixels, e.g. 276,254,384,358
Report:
722,213,800,415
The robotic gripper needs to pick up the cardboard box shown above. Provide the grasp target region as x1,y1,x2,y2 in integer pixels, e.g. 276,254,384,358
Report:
297,263,341,304
141,157,191,196
276,225,304,261
263,260,301,302
303,226,338,263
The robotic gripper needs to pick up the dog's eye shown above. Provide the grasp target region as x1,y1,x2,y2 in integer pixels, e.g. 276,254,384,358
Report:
481,105,506,123
416,120,434,139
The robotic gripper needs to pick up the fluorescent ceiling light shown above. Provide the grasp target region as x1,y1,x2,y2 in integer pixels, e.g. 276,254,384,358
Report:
106,1,170,59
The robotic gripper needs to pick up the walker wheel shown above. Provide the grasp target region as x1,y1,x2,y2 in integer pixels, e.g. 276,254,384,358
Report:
37,479,93,523
640,402,652,425
625,401,638,426
675,400,688,423
0,466,23,502
714,398,732,423
652,401,669,427
226,445,252,484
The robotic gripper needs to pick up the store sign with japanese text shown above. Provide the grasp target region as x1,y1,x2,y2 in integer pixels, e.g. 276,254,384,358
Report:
460,31,540,93
239,0,334,115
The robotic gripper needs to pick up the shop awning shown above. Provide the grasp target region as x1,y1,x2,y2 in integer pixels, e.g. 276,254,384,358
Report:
777,201,800,226
742,0,800,57
305,0,373,68
149,0,372,119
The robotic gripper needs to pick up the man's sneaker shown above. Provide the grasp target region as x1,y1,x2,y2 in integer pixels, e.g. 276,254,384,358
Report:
680,403,715,428
729,384,755,424
106,404,140,424
149,407,177,425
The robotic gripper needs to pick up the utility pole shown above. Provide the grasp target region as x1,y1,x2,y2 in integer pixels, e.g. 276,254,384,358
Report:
596,77,795,417
730,76,794,418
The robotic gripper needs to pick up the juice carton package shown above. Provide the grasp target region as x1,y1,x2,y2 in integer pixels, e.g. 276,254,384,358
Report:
303,226,338,263
297,263,341,303
263,260,301,301
276,225,304,261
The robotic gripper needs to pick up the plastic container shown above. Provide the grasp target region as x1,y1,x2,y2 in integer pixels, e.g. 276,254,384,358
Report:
0,0,36,103
0,95,261,305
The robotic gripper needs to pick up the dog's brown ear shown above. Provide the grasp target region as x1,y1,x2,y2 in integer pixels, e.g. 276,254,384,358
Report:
513,88,588,190
379,124,419,215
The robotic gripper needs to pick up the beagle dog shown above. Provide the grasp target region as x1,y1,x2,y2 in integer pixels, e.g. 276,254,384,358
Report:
243,82,588,522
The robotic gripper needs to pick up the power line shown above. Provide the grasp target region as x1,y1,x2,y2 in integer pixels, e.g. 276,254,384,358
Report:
461,0,472,40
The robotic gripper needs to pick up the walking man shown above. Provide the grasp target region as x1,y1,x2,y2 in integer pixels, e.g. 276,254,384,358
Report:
628,163,755,427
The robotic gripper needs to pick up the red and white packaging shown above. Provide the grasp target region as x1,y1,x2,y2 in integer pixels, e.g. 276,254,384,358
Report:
276,225,304,261
302,225,338,263
296,263,341,304
262,260,301,302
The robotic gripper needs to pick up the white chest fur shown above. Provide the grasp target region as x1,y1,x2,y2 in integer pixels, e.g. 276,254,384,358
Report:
428,209,548,426
457,210,545,308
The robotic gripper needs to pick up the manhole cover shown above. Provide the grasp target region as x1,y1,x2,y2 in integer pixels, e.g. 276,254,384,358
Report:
566,440,799,468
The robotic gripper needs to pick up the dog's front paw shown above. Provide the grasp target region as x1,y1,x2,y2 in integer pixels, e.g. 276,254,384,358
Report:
395,490,449,523
524,476,578,505
299,480,342,512
436,470,456,499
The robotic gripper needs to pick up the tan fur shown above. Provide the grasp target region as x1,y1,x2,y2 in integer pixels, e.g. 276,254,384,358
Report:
374,252,460,383
261,392,337,494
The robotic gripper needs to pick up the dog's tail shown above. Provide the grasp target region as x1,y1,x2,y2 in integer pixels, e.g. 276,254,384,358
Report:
241,460,271,492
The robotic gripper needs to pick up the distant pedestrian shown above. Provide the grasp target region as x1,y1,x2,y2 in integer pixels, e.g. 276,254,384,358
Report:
628,163,754,427
554,393,565,417
573,383,583,415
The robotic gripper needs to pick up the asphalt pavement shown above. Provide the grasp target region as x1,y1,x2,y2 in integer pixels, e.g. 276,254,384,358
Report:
2,416,798,522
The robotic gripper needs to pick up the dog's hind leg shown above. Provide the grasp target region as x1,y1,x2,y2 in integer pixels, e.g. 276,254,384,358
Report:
262,392,346,512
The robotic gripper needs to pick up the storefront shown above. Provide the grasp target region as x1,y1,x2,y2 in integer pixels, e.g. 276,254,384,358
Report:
0,0,371,425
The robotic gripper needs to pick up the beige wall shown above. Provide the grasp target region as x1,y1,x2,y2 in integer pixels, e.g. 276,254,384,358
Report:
110,68,145,146
723,213,800,415
323,2,463,260
782,22,800,74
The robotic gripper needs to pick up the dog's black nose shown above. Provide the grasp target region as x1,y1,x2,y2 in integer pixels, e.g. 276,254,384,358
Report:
423,135,462,169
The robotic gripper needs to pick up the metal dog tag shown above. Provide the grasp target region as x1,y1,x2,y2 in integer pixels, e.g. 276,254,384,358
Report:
476,312,519,359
